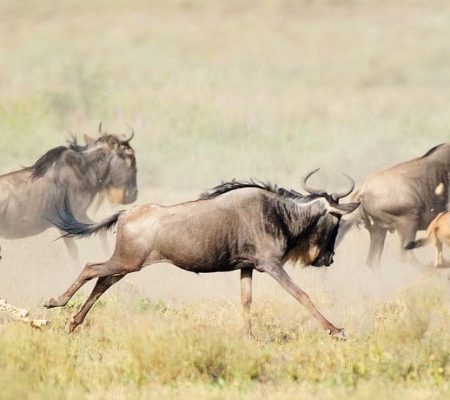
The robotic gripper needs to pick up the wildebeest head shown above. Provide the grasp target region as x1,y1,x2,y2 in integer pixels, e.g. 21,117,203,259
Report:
300,169,359,267
83,124,138,205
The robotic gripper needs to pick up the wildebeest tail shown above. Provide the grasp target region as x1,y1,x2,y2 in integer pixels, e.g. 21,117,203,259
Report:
49,195,124,238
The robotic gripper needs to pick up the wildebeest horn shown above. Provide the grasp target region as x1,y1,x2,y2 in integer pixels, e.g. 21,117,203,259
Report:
302,168,326,195
331,173,355,201
122,124,135,143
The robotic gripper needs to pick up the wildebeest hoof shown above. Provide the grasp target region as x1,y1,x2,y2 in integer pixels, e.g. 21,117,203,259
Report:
329,328,346,341
67,318,79,333
44,298,59,308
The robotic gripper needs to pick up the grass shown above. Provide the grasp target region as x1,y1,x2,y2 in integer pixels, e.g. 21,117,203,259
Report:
0,282,449,399
1,0,450,398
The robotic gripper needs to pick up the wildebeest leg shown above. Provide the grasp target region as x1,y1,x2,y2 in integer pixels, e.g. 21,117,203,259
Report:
44,261,122,308
397,221,421,265
99,230,110,255
240,268,253,336
68,275,124,332
264,265,345,340
62,235,79,263
335,218,353,248
367,226,387,268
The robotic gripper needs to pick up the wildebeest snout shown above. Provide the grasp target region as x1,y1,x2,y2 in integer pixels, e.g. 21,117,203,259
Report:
312,253,334,267
123,187,138,204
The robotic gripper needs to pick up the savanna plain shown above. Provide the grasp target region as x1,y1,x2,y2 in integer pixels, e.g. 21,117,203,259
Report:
0,1,450,399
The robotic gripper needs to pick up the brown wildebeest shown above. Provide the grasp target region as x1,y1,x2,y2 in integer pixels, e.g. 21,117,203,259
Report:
336,143,450,267
46,171,359,339
0,124,138,260
405,212,450,268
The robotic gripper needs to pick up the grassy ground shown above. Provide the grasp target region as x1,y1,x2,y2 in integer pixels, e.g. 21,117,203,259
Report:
1,1,450,399
1,278,449,400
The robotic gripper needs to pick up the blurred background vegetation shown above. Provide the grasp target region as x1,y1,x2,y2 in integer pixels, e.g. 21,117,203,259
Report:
2,0,450,200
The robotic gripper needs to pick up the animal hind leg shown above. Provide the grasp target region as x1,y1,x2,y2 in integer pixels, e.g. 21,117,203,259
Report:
44,260,123,308
62,235,79,263
99,230,110,256
367,226,387,268
397,222,421,265
434,239,444,267
240,268,253,336
262,264,345,340
68,275,124,332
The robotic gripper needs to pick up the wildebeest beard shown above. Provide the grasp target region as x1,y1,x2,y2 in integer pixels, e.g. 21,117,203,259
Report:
262,194,341,267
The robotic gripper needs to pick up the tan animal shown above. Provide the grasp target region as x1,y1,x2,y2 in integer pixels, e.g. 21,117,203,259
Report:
405,212,450,268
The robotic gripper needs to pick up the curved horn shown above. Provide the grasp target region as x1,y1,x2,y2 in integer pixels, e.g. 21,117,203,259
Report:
302,168,326,195
331,173,355,201
98,121,104,135
122,124,135,143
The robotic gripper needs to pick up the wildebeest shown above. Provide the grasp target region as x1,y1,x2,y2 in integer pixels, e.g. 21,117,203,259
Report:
0,124,138,260
45,171,359,338
337,143,450,267
405,212,450,268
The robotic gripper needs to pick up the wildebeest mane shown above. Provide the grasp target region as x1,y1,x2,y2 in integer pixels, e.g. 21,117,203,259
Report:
200,179,305,201
68,136,87,152
420,143,445,158
29,146,69,180
28,137,88,180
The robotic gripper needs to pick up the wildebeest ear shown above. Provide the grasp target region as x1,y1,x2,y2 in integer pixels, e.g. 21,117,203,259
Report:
84,134,95,145
327,202,360,216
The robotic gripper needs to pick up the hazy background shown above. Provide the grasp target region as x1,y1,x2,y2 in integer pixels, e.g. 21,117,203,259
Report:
1,0,449,318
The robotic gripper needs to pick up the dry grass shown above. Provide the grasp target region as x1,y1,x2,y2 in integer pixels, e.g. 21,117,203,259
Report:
1,0,450,399
1,280,449,399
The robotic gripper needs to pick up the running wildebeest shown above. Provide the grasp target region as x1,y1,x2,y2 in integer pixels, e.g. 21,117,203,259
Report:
337,143,450,267
46,170,359,339
0,124,138,260
405,211,450,268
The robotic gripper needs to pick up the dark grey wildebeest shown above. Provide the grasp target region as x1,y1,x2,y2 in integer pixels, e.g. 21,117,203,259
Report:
337,143,450,268
46,172,359,339
0,126,138,260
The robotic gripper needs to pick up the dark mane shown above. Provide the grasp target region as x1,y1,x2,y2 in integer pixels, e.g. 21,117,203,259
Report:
29,146,68,180
421,143,445,158
200,179,305,200
68,136,87,152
